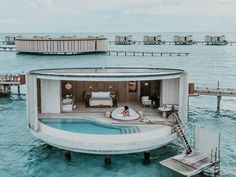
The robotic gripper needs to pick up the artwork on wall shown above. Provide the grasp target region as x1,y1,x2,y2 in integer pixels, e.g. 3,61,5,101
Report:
97,82,105,90
129,81,137,92
65,83,72,90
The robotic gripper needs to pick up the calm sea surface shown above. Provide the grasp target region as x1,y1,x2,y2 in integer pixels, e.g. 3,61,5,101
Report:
0,32,236,177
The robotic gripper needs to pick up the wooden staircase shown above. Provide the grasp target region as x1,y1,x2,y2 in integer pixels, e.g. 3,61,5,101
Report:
172,113,192,154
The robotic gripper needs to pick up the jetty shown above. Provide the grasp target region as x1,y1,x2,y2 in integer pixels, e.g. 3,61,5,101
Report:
107,50,189,57
189,82,236,111
0,46,16,52
109,40,236,46
161,116,220,177
0,74,26,95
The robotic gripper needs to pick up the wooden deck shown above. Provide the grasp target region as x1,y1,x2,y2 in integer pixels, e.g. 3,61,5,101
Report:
39,101,175,126
195,87,236,97
109,40,236,46
107,50,189,57
160,150,220,177
0,74,26,85
0,45,16,52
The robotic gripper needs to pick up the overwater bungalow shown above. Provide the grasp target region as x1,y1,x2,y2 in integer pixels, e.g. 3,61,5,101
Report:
15,36,108,54
143,35,162,45
173,35,193,45
26,67,188,155
5,35,21,45
115,35,133,45
205,35,227,45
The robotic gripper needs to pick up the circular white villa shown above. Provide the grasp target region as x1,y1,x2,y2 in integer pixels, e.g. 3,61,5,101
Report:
15,36,108,54
26,67,188,154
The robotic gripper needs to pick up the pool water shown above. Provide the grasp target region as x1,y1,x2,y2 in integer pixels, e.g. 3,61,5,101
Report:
41,119,140,135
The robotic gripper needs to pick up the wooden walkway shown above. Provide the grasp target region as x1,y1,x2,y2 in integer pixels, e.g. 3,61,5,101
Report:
189,82,236,111
0,46,16,52
0,74,26,85
109,41,236,46
107,50,189,57
0,74,26,95
195,87,236,97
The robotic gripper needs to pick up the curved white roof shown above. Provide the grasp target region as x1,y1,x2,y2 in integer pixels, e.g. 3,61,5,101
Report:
29,67,185,81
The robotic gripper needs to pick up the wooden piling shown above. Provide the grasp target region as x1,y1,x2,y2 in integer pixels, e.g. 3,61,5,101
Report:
105,154,112,165
217,96,221,111
65,151,71,161
17,85,20,94
143,152,151,164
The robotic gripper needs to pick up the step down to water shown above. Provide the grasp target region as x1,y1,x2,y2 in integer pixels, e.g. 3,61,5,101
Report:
160,150,219,177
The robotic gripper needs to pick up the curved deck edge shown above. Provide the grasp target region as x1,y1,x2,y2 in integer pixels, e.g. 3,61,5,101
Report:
31,122,177,154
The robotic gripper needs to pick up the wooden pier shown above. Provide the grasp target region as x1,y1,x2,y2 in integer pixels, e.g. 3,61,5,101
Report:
107,50,190,57
161,150,220,177
189,82,236,111
109,41,236,46
0,74,26,95
0,41,6,45
0,46,16,52
160,119,220,177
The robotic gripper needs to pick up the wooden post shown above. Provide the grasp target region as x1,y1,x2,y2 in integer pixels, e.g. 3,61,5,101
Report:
217,96,221,112
143,152,151,164
17,85,20,94
65,151,71,161
105,154,111,165
217,81,221,112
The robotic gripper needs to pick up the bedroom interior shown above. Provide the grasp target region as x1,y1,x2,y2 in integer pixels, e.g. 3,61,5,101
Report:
59,80,161,111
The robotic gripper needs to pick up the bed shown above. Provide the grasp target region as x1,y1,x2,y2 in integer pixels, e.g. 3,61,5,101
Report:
89,92,113,107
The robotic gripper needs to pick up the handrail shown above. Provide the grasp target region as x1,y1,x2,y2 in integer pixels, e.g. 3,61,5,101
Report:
169,112,186,129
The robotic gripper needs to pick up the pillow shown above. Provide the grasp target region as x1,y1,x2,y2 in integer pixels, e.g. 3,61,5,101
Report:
142,96,149,100
91,92,110,99
62,98,72,104
166,104,173,108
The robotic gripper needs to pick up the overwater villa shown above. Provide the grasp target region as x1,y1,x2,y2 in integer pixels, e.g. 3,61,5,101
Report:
173,35,193,45
143,35,162,45
5,36,21,45
205,35,227,45
115,35,133,45
26,67,188,155
15,36,108,54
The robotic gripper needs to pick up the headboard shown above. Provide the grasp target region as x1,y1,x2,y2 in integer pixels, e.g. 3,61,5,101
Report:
84,91,118,100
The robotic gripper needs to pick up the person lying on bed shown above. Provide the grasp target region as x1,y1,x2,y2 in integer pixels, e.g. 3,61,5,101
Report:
123,105,130,117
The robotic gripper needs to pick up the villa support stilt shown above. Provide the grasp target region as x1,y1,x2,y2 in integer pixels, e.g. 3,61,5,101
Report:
105,154,112,165
17,85,20,95
65,151,71,161
217,96,221,112
216,81,221,112
143,152,151,164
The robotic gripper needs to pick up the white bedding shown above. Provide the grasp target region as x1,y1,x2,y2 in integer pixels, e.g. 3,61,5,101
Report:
111,107,139,120
89,92,113,107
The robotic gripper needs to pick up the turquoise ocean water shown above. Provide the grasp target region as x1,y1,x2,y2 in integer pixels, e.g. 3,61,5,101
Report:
0,32,236,177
